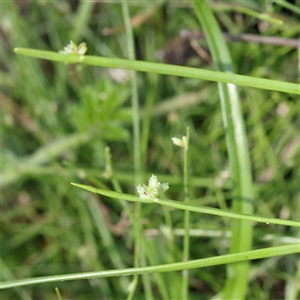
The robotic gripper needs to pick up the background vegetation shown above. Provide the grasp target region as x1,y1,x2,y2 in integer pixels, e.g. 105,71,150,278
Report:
2,1,299,299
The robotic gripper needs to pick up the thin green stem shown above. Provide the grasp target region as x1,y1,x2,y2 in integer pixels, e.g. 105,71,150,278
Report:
14,48,300,94
273,0,300,14
55,288,63,300
182,127,190,300
2,243,299,289
121,2,144,299
121,0,140,186
71,184,300,228
71,1,95,43
210,2,284,24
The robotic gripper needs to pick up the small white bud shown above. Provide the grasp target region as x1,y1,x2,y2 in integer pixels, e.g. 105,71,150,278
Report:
59,41,87,55
136,175,169,200
77,43,88,55
171,136,187,149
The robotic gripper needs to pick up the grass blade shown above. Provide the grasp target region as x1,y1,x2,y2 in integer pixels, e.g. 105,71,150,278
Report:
70,184,300,228
2,243,299,289
14,48,299,94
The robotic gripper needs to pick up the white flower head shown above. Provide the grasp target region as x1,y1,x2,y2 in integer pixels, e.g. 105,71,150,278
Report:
77,42,88,55
59,41,87,55
171,136,187,149
137,175,169,200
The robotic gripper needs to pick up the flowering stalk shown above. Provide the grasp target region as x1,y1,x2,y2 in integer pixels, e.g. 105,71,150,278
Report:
172,128,190,299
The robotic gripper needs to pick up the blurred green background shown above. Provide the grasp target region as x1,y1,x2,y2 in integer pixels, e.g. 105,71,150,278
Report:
2,1,299,299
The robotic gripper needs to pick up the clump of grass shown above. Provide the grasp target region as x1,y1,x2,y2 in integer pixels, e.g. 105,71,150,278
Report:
2,1,299,299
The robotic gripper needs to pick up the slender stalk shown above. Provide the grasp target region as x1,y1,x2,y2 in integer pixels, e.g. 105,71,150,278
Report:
14,48,300,94
71,1,95,43
121,2,144,299
2,243,299,289
55,288,63,300
182,128,190,299
210,2,284,24
121,0,140,186
70,184,300,228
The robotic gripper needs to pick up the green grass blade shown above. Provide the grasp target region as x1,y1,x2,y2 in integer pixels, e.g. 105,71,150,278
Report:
192,1,254,298
70,184,300,228
71,1,95,43
14,48,300,94
2,243,299,289
182,128,191,300
210,2,284,24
